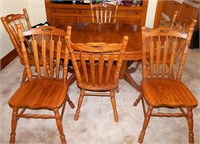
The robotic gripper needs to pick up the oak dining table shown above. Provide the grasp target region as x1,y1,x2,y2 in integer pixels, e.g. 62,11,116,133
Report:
59,22,144,92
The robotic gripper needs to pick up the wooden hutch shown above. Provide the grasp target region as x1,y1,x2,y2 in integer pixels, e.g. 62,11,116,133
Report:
44,0,148,29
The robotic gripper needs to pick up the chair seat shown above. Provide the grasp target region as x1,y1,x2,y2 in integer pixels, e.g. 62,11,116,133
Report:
142,79,198,108
9,79,68,110
77,65,118,91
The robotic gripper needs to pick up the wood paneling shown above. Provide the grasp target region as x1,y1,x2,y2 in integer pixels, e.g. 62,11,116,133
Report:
0,49,17,70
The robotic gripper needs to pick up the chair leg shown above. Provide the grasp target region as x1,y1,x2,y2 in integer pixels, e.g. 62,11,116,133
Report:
10,108,18,144
116,86,119,93
110,90,119,122
141,96,146,117
54,109,67,144
187,107,194,144
66,94,75,109
138,106,153,144
133,92,143,106
74,89,85,121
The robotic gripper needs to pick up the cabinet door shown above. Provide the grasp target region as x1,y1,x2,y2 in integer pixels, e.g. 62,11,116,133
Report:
81,10,92,23
162,1,173,16
180,3,198,19
117,10,141,25
170,1,181,20
50,9,80,28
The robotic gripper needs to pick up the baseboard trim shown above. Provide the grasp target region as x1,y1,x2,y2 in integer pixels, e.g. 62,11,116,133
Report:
0,49,17,70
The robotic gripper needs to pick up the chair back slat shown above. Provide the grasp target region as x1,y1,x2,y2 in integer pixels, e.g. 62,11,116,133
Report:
89,53,95,84
32,38,41,78
149,40,154,78
80,54,89,83
161,39,169,78
49,39,54,77
90,2,118,24
105,53,114,83
17,25,68,82
55,39,62,79
98,54,104,85
10,24,21,48
168,38,177,78
142,26,194,81
156,37,161,77
41,37,47,77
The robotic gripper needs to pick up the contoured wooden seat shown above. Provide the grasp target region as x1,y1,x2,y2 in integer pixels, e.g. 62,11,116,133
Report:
90,0,118,24
66,26,128,122
135,27,198,143
8,25,74,144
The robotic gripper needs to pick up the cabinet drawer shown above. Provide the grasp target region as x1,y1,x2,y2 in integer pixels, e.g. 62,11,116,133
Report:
52,9,79,14
117,10,141,17
81,10,91,16
180,3,199,19
117,18,140,25
169,1,181,20
81,17,92,22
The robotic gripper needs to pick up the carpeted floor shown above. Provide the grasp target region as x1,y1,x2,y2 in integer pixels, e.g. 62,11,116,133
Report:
0,48,200,144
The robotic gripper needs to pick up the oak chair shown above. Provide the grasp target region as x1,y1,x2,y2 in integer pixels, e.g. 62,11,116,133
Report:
135,27,198,143
8,25,74,144
66,26,128,122
1,8,33,83
171,11,197,33
90,0,118,24
134,15,197,103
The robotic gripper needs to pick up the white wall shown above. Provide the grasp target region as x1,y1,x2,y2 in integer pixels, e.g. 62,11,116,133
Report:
0,0,29,59
0,0,157,60
0,0,47,60
26,0,47,26
145,0,158,28
0,0,2,59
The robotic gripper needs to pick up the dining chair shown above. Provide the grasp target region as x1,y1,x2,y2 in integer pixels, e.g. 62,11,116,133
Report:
134,13,197,105
135,26,198,143
171,11,197,33
66,26,128,122
90,0,118,24
1,8,34,83
8,25,74,144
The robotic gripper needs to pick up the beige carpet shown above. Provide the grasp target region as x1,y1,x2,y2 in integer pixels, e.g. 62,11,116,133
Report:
0,49,200,144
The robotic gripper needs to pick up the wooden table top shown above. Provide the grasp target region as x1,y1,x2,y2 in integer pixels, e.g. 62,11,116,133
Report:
63,22,143,60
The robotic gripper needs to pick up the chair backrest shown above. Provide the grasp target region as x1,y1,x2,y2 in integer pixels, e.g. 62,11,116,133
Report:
90,1,118,24
17,25,69,82
66,26,128,89
170,11,197,32
141,26,194,81
1,8,32,62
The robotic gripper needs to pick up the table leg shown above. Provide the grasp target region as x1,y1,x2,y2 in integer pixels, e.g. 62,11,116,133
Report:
120,61,141,92
68,72,76,86
123,72,141,92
